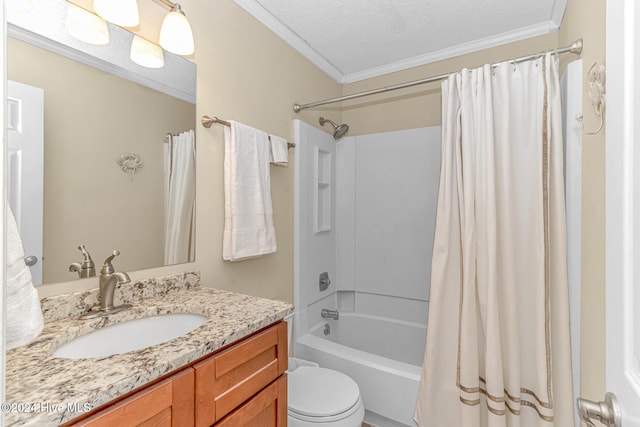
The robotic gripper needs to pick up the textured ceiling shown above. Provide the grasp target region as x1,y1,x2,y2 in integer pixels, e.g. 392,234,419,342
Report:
234,0,567,83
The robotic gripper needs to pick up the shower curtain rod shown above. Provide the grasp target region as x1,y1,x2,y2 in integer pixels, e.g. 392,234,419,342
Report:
292,38,583,113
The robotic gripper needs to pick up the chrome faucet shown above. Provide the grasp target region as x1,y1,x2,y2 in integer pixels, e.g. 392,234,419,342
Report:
80,250,131,319
321,308,339,320
68,244,96,278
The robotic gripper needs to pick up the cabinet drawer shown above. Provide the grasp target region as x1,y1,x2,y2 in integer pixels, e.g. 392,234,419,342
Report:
194,321,287,426
69,368,194,427
215,374,287,427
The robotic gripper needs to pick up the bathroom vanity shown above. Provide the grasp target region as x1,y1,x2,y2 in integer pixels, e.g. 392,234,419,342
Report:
67,321,288,426
5,272,292,426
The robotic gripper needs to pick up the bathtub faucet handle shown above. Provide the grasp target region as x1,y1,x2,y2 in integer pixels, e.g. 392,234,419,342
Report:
319,272,331,292
321,308,339,320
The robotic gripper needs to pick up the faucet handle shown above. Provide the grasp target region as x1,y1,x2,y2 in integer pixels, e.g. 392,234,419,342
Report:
78,245,95,267
102,250,120,273
103,250,120,264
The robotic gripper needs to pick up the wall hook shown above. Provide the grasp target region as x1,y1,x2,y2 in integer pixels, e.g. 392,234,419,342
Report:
576,61,606,135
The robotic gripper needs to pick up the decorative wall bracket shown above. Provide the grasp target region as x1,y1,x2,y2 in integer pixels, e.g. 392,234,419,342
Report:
576,61,606,135
116,152,143,179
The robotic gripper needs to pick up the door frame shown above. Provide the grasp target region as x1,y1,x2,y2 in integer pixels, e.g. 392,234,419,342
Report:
606,0,640,423
1,1,8,419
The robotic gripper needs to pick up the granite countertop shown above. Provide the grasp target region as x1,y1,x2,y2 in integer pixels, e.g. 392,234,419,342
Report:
5,272,293,426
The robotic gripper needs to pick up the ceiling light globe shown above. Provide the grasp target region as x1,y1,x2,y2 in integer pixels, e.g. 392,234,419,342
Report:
66,3,109,45
93,0,139,27
130,35,165,69
159,7,194,56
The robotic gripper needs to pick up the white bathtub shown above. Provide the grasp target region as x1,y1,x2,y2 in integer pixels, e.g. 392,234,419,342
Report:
295,312,427,426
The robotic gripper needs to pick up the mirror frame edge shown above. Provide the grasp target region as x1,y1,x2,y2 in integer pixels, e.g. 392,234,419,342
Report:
2,0,9,415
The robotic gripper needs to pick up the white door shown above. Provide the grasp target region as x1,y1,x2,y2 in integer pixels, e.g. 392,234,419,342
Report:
7,80,44,285
604,0,640,425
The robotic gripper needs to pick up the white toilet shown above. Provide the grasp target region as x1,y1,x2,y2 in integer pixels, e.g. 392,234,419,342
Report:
284,315,365,426
287,364,365,427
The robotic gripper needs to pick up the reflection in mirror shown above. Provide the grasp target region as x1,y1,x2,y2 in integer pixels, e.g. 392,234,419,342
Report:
7,2,197,286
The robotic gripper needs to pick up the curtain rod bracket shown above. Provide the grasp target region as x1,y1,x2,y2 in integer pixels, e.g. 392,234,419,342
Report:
201,115,230,128
569,38,584,55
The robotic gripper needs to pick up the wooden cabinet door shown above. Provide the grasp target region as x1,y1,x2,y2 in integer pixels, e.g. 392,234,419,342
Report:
69,368,194,427
215,375,287,427
194,321,288,426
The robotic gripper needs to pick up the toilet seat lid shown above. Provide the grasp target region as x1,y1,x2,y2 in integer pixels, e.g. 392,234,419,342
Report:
288,367,361,418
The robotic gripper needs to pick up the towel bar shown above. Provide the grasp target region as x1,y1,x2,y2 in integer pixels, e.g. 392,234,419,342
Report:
201,115,296,149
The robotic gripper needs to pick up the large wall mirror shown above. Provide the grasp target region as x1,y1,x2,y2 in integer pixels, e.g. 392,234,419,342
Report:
7,1,197,286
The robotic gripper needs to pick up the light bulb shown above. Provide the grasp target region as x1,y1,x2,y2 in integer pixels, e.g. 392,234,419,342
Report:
93,0,139,27
159,5,194,56
66,3,109,45
130,36,165,69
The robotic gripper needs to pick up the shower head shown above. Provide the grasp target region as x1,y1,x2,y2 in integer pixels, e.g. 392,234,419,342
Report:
319,117,349,140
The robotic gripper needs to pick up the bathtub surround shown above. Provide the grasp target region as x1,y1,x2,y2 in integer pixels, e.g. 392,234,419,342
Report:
337,127,441,305
415,55,574,425
560,59,583,421
223,121,277,261
294,120,438,425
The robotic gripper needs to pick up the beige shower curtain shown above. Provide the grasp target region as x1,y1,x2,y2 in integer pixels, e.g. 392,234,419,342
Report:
414,53,574,427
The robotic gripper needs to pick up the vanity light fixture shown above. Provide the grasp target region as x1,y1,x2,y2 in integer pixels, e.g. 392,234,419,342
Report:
130,35,165,68
158,2,194,56
64,0,194,66
93,0,139,27
65,3,110,45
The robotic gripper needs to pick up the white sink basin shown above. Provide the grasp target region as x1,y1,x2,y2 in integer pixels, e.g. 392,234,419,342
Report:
54,313,208,359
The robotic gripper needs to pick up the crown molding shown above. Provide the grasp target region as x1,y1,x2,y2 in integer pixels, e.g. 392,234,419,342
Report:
233,0,346,83
343,20,561,83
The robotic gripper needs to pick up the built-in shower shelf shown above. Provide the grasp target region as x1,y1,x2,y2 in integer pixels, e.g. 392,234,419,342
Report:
314,148,332,233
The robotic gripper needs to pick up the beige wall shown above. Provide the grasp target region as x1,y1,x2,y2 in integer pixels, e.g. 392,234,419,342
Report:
8,37,195,284
184,0,341,303
37,0,342,302
558,0,607,405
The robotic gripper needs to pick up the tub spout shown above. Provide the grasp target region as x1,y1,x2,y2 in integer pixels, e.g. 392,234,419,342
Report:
321,308,339,320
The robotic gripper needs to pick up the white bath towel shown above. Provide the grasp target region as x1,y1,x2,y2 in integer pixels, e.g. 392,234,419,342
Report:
6,208,43,350
269,134,289,166
223,121,277,261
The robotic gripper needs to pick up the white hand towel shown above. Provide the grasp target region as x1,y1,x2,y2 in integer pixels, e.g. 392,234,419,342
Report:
269,134,289,166
6,208,44,350
223,121,277,261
